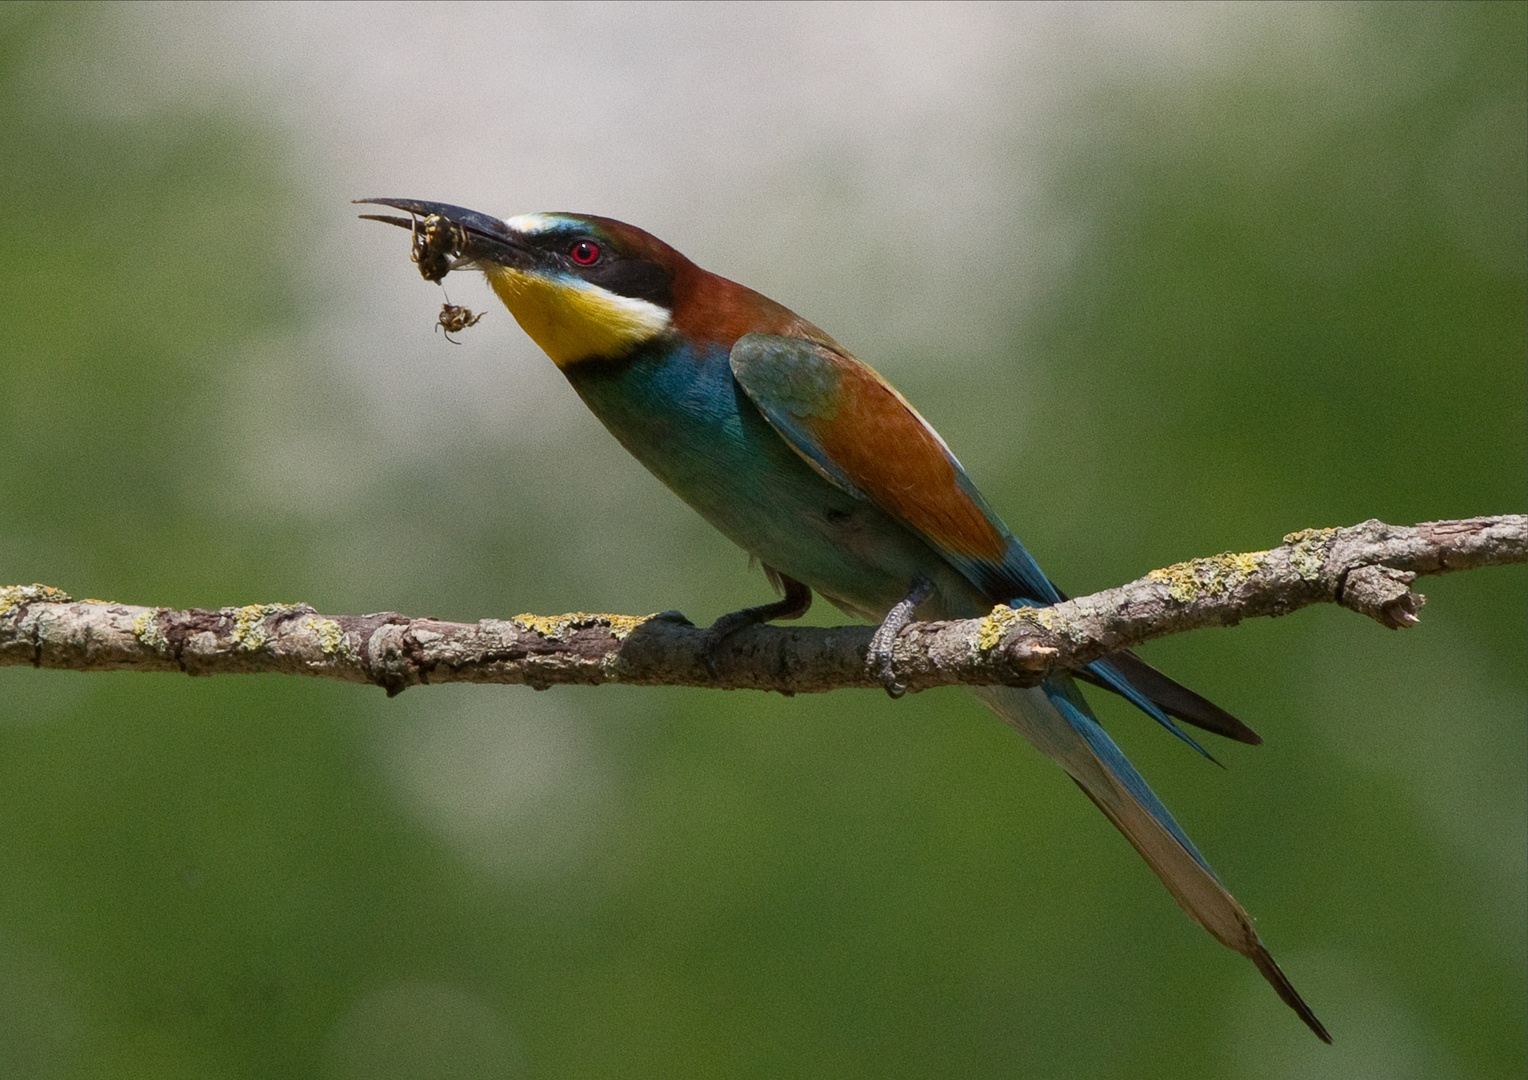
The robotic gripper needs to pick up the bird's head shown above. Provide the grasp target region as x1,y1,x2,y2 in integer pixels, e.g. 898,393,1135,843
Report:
359,198,821,366
359,198,694,366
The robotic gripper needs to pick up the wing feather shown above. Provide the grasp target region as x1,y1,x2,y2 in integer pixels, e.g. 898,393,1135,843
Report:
730,333,1257,748
730,333,1010,568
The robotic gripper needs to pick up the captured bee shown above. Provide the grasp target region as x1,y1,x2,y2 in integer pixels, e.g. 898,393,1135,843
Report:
356,202,483,339
437,302,484,344
411,213,467,283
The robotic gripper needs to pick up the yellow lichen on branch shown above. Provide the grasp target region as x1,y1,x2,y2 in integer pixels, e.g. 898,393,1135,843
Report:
133,609,172,654
977,606,1020,650
310,617,346,655
0,584,73,617
1148,551,1267,602
1283,528,1338,581
513,612,653,641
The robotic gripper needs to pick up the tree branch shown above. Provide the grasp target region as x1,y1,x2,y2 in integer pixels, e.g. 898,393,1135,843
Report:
2,516,1522,696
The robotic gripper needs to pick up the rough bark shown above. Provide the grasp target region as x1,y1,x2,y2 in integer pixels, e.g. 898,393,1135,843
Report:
2,516,1521,696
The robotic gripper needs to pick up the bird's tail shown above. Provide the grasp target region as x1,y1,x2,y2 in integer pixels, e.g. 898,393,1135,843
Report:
971,680,1331,1043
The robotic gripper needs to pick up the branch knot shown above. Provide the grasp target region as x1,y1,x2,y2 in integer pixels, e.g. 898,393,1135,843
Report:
1338,565,1424,629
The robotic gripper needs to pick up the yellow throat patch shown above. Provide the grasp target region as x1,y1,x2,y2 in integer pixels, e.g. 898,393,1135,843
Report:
485,265,671,366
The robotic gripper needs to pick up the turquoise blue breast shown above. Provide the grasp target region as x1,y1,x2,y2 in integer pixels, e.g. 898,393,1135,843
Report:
561,338,986,618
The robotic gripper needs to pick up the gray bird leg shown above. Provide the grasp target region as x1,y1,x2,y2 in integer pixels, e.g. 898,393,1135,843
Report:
867,576,935,698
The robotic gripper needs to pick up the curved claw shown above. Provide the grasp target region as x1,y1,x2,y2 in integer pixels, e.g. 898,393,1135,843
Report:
866,576,935,698
870,651,907,698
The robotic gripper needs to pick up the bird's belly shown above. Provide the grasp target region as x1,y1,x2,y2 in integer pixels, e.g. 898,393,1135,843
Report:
565,350,983,619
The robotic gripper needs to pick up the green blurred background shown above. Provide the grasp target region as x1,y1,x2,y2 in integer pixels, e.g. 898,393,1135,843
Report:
1,2,1522,1077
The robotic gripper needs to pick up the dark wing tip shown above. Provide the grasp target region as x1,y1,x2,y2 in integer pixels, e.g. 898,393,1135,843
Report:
1086,650,1264,745
1250,945,1333,1044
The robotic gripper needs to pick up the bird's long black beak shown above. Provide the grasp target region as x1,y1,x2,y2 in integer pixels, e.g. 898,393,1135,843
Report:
354,197,529,282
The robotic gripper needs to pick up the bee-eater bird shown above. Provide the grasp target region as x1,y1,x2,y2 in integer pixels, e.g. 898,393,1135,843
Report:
359,198,1330,1043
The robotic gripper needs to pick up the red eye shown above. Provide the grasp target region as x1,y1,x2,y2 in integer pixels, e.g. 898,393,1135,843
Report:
569,240,600,265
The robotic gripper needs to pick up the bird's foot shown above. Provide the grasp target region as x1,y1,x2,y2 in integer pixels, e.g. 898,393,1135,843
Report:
867,576,935,698
698,574,812,674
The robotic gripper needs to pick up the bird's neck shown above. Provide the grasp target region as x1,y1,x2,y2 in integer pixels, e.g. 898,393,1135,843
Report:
485,265,672,368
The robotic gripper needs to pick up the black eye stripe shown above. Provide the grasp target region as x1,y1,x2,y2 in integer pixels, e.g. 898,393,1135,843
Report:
528,230,674,309
580,258,674,310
